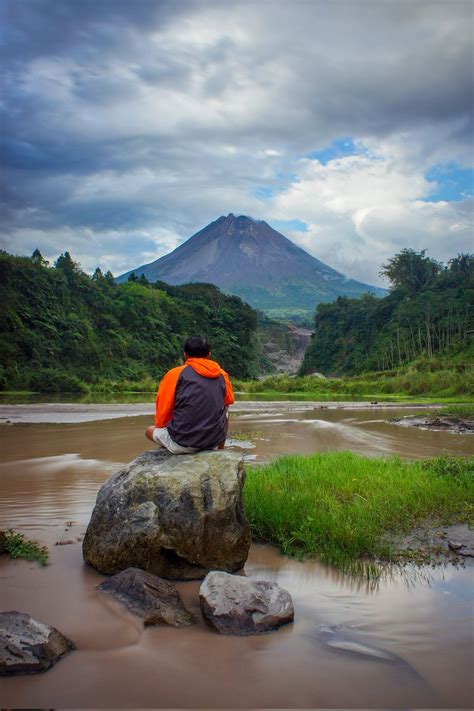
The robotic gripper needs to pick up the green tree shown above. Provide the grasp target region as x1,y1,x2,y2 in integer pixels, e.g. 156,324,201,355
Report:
0,250,259,390
31,248,49,267
55,251,79,276
380,248,441,296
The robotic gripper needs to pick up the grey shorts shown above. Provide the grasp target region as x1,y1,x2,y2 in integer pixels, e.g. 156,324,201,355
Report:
152,427,199,455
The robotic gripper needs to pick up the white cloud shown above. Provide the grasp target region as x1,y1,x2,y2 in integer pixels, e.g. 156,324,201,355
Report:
267,143,473,285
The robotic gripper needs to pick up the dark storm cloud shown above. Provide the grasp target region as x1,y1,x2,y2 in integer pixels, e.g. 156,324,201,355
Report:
0,0,190,61
0,0,472,281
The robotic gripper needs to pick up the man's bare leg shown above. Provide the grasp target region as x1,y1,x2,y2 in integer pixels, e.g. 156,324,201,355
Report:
145,425,155,442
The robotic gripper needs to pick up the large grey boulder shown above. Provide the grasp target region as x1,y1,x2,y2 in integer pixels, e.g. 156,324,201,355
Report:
97,567,193,626
0,611,74,675
199,571,294,635
83,450,251,579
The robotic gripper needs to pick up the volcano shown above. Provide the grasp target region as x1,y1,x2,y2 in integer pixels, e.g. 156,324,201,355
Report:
118,214,384,314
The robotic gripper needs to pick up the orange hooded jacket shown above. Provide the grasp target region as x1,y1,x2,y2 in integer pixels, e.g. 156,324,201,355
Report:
155,357,234,428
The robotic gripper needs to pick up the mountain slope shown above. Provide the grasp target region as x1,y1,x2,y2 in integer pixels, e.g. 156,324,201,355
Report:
118,214,385,313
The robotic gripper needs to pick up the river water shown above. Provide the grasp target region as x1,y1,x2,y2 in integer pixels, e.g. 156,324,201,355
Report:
0,401,473,708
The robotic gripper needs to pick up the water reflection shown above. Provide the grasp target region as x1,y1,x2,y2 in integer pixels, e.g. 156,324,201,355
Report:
247,543,459,596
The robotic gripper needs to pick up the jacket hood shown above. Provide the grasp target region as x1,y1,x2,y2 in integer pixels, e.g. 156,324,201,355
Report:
185,357,224,378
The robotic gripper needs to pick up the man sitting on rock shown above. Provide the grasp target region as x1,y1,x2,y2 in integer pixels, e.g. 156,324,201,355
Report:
145,335,234,454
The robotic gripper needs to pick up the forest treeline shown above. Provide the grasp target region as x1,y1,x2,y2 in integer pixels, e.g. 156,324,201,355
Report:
0,250,258,391
301,250,473,375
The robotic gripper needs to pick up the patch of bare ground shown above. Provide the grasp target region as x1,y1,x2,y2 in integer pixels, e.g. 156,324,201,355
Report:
386,523,474,566
393,414,474,434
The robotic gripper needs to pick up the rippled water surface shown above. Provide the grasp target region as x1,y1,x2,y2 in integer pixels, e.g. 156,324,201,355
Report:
0,402,473,708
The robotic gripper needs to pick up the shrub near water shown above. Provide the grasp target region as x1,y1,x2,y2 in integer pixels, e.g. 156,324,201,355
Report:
243,452,474,577
1,529,49,565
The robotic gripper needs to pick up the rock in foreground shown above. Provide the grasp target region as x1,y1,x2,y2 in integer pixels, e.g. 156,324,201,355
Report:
83,450,250,579
0,611,74,675
199,571,294,635
97,567,193,626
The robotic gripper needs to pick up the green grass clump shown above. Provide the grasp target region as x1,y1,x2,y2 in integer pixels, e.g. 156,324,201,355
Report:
439,404,474,419
243,452,473,577
1,529,49,565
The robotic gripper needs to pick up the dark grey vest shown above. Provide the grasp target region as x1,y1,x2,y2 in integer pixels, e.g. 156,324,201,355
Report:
167,365,227,449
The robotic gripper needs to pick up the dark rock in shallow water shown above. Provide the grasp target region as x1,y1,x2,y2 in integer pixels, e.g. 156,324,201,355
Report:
0,611,74,675
199,571,294,635
448,539,474,557
83,449,251,579
393,414,474,434
97,567,193,626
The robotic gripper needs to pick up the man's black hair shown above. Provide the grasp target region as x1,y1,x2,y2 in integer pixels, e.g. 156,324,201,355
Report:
183,335,211,357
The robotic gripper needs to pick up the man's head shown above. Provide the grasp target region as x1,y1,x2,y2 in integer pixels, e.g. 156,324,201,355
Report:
183,335,211,358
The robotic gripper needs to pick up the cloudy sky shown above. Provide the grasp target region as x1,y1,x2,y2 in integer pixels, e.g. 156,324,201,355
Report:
1,0,473,286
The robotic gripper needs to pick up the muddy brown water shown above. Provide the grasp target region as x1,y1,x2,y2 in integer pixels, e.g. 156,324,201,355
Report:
0,402,473,708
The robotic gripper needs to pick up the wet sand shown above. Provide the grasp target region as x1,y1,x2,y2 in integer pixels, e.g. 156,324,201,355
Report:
0,402,473,707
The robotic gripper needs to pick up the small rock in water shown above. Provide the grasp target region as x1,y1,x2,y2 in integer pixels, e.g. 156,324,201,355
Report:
199,570,294,635
225,438,256,449
55,539,76,546
448,539,474,557
0,611,74,675
97,567,193,626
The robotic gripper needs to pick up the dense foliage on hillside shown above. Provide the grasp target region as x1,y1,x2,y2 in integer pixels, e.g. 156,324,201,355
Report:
300,250,473,376
0,250,258,391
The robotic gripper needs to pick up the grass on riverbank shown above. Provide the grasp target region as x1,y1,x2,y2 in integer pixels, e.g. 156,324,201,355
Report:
234,355,474,400
243,452,474,578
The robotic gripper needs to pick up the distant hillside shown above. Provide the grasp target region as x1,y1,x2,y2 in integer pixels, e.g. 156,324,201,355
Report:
301,250,473,377
119,214,385,316
0,250,258,391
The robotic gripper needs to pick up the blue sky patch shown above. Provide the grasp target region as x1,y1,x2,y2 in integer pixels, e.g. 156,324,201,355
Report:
272,219,308,233
254,186,274,199
308,137,361,165
424,163,474,202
